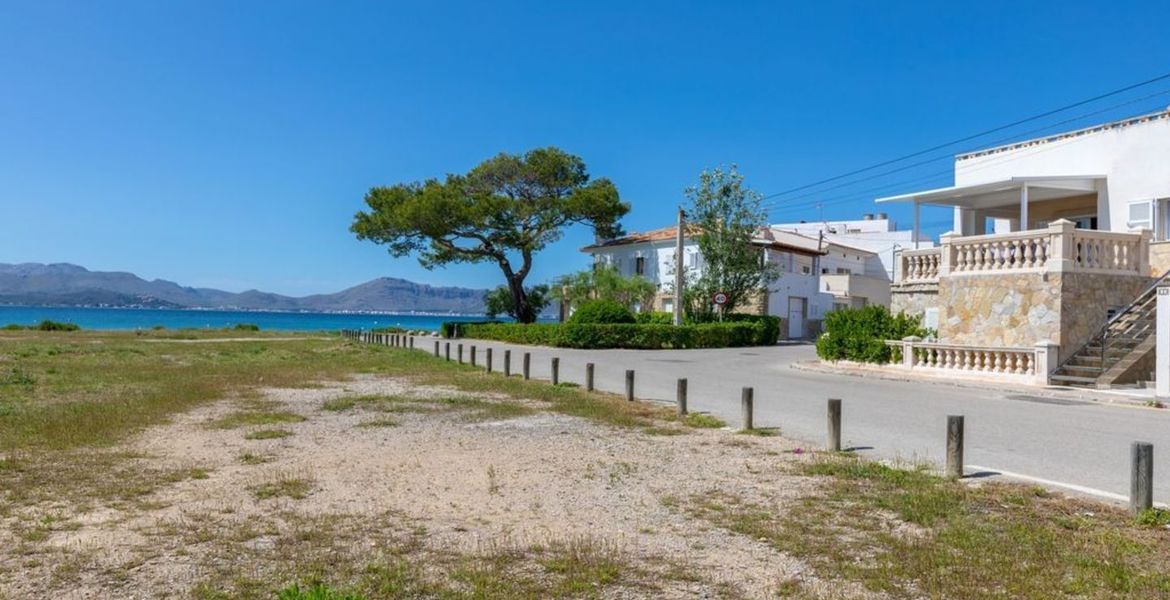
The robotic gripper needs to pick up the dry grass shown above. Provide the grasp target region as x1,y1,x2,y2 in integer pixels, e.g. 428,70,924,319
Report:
681,454,1170,599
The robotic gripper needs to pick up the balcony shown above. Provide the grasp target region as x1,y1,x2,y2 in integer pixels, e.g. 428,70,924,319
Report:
896,219,1151,285
821,273,890,305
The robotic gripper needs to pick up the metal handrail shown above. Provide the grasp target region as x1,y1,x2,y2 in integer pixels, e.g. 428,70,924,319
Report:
1056,268,1170,374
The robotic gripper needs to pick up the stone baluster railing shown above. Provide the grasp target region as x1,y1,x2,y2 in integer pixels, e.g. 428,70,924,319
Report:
891,337,1058,385
899,248,941,283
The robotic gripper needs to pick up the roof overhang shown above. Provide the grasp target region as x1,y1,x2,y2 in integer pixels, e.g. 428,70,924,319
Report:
875,176,1104,210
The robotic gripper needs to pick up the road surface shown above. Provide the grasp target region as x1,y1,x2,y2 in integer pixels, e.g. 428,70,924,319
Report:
409,336,1170,504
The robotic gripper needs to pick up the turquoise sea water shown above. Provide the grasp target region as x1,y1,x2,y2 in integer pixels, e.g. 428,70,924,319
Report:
0,306,498,332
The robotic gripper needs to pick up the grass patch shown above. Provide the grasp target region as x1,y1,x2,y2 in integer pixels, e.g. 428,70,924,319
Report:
250,476,313,500
680,453,1170,599
209,410,306,429
245,429,293,440
239,452,274,465
737,427,779,437
678,413,725,429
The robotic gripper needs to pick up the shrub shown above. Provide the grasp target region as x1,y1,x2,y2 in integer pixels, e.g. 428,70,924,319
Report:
634,311,673,325
441,320,503,338
2,324,24,331
569,300,635,324
459,321,771,349
815,305,926,364
717,314,781,345
34,320,80,331
232,323,260,331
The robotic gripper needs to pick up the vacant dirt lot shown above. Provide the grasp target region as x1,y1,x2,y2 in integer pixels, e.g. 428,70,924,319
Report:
0,374,858,599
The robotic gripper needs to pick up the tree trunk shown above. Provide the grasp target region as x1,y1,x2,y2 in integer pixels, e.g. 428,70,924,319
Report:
506,276,536,323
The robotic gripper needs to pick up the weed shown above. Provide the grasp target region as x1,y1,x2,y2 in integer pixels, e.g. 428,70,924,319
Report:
245,429,292,440
209,410,305,429
250,476,313,500
680,413,724,429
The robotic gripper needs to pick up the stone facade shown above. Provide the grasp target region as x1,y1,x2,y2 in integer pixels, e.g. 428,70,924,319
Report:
1150,241,1170,277
933,272,1151,362
890,283,938,322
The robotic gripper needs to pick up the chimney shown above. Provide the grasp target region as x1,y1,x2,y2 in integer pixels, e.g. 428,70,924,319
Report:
862,214,873,221
877,212,888,220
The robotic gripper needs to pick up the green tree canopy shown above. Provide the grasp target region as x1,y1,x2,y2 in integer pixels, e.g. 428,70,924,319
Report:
484,284,551,321
682,165,778,321
351,147,629,323
551,265,656,312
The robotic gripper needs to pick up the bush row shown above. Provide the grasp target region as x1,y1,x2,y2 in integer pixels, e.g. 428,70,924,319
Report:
451,320,774,349
2,320,81,331
815,305,926,364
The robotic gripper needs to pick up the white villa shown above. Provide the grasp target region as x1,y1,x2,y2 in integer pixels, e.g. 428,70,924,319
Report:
581,225,891,339
878,108,1170,388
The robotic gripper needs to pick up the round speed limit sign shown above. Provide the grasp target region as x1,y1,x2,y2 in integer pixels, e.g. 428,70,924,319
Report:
712,291,728,305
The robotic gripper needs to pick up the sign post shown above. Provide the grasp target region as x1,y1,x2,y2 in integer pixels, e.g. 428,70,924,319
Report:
712,291,728,323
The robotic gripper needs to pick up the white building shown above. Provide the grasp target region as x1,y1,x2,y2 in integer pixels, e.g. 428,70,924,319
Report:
580,226,887,339
772,215,933,280
875,108,1170,389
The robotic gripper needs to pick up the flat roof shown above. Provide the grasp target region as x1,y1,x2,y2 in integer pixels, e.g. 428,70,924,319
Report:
956,108,1170,161
876,176,1103,208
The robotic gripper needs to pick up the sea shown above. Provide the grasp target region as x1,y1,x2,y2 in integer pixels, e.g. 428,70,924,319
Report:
0,306,501,332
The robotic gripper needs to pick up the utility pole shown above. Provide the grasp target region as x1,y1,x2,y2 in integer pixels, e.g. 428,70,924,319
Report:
673,207,686,326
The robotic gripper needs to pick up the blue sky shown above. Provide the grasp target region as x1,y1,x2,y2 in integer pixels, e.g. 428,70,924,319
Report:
3,1,1169,295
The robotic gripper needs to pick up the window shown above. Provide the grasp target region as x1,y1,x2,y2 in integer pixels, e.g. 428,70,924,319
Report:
688,252,701,269
635,256,646,275
801,265,811,275
1128,200,1152,231
836,267,852,275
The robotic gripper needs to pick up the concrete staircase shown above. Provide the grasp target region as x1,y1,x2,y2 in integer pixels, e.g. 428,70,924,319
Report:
1050,276,1166,388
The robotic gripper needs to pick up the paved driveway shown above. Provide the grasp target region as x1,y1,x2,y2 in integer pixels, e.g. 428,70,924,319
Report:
411,337,1170,504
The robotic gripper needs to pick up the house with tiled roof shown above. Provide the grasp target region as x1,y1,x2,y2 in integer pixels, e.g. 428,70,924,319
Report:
581,225,889,339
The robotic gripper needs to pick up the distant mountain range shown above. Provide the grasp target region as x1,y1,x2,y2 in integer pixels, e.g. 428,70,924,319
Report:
0,263,488,314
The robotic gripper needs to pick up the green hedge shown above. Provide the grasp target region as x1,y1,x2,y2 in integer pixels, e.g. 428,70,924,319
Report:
815,305,926,364
455,321,772,349
570,299,635,324
634,311,673,325
718,314,781,345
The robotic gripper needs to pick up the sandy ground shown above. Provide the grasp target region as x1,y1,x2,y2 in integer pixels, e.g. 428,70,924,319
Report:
0,375,865,599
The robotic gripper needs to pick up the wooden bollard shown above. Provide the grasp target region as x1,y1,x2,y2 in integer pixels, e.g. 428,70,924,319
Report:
504,350,511,376
486,348,493,372
741,387,754,431
551,357,559,385
445,342,451,361
470,345,477,366
1131,441,1154,516
677,378,688,416
433,340,439,357
409,337,414,349
827,398,842,452
625,370,634,401
585,363,594,392
522,352,531,380
946,415,964,478
457,344,463,364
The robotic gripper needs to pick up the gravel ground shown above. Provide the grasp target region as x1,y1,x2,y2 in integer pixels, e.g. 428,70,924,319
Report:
0,375,873,599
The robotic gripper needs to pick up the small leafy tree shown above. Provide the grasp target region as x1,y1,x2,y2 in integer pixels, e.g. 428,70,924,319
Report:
351,147,629,323
551,265,656,312
682,165,778,321
483,284,551,320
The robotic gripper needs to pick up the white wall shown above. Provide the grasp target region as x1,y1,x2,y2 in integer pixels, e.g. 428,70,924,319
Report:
771,219,931,279
955,112,1170,234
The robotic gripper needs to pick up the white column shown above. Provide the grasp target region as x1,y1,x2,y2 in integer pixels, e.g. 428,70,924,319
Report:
913,201,921,250
1157,287,1170,398
1019,184,1029,230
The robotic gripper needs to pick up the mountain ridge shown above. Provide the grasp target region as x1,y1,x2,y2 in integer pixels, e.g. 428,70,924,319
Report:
0,263,488,314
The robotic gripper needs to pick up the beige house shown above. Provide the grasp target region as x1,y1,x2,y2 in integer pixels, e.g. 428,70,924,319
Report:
878,109,1170,388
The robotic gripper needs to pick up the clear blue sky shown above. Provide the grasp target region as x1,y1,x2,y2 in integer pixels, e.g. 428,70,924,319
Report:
3,1,1169,295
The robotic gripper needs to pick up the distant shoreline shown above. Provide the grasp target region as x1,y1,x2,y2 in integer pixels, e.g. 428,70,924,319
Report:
0,304,489,318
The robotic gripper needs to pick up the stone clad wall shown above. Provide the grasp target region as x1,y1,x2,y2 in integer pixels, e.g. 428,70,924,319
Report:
1057,272,1151,361
890,284,938,321
933,271,1152,361
1149,241,1170,277
937,273,1060,349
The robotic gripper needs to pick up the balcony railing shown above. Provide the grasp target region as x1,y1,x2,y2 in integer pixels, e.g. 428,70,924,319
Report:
895,219,1150,284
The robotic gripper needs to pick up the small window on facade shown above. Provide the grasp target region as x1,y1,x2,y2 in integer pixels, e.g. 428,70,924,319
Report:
1128,200,1152,230
801,265,811,275
635,256,646,275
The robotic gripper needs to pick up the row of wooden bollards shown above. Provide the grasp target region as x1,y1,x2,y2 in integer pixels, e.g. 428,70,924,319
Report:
340,329,414,349
345,330,1159,516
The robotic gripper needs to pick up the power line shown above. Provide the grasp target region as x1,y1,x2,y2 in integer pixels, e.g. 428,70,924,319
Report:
762,89,1170,215
760,70,1170,202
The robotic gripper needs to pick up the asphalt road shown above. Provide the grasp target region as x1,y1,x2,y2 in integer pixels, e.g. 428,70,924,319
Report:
409,336,1170,504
